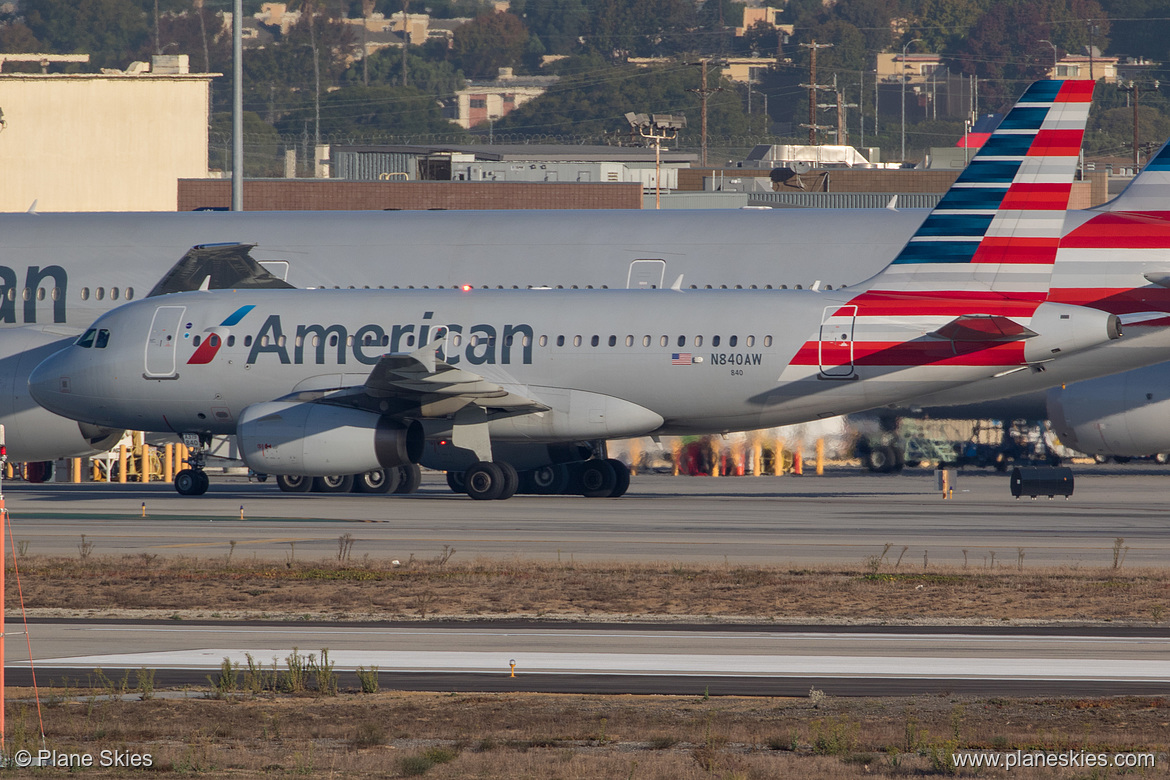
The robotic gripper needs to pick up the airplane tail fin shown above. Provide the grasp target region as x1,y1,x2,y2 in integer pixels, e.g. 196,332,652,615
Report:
864,80,1094,296
1096,138,1170,212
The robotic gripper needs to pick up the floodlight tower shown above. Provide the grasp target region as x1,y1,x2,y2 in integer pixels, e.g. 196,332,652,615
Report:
625,112,687,209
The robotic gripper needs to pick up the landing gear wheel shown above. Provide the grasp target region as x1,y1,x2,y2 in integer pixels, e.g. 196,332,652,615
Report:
174,468,207,496
605,458,630,498
394,464,422,494
446,470,466,494
526,464,569,495
313,474,354,493
579,459,617,498
465,461,504,500
497,462,519,500
354,468,395,494
865,446,896,474
276,474,313,493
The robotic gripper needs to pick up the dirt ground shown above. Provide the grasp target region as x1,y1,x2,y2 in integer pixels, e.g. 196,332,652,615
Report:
4,687,1169,778
9,553,1170,625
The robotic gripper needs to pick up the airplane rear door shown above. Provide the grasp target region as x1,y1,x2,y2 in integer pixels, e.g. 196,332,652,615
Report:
144,305,185,378
818,305,857,378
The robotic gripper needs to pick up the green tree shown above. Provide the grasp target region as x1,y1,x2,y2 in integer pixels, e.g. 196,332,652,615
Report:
277,84,468,140
342,48,466,98
209,110,286,177
22,0,150,69
492,62,762,141
452,12,529,79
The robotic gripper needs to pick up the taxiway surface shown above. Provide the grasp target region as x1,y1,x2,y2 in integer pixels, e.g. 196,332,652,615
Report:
2,466,1167,567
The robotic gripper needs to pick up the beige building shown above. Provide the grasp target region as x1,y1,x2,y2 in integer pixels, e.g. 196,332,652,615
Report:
0,56,217,211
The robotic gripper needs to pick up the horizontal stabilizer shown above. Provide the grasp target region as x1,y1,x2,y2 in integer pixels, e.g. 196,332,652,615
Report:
929,314,1036,342
147,243,296,297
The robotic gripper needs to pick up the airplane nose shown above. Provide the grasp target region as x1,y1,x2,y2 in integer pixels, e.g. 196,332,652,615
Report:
28,347,79,418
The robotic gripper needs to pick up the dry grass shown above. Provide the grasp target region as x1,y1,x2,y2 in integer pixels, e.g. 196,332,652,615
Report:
9,554,1170,624
5,688,1168,778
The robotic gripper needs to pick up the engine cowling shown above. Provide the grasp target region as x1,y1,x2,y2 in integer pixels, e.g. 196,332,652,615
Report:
1048,362,1170,457
237,401,422,476
1023,302,1122,364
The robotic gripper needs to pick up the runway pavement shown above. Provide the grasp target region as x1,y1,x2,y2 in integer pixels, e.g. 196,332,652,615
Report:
7,620,1169,696
1,465,1168,567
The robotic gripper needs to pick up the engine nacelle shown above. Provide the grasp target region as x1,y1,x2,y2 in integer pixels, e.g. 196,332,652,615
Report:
1023,302,1122,364
237,401,422,476
1048,362,1170,457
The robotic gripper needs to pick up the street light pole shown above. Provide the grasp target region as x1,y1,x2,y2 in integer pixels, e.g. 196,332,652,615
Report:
901,38,923,164
1039,39,1058,76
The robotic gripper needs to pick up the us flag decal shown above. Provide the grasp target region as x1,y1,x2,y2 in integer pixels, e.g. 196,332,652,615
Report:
672,353,693,365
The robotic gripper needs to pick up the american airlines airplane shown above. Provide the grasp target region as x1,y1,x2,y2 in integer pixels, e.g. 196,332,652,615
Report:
0,205,924,467
31,80,1170,499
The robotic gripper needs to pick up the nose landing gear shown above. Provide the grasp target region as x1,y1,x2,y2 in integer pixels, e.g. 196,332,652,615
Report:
173,433,211,496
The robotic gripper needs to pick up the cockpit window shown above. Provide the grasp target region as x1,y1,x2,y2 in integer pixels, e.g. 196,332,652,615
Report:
76,329,96,348
94,329,110,349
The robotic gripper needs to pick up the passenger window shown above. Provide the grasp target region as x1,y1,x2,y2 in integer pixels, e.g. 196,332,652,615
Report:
278,336,286,347
523,335,531,347
260,335,269,347
608,335,617,347
111,288,119,301
747,335,755,347
694,335,703,347
729,335,738,347
95,329,110,349
21,288,29,302
76,329,96,348
125,287,134,300
79,288,89,301
659,336,668,347
591,335,599,347
209,334,220,347
539,335,547,347
227,335,236,347
642,336,651,347
96,287,105,301
625,335,633,347
36,288,45,301
764,335,773,347
573,336,582,347
677,336,686,347
193,335,202,346
295,335,305,348
452,334,462,347
330,334,340,347
244,336,253,347
712,335,721,347
506,335,514,347
556,336,565,347
51,287,61,301
5,288,13,302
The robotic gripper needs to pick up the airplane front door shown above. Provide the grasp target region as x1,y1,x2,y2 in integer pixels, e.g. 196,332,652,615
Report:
145,305,185,378
818,305,857,378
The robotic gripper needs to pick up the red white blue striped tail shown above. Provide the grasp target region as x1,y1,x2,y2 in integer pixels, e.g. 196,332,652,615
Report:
866,80,1094,295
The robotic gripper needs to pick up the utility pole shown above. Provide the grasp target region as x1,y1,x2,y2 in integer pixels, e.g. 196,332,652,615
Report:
800,40,833,145
687,58,723,168
231,0,242,211
1119,80,1159,170
816,77,856,146
401,0,410,87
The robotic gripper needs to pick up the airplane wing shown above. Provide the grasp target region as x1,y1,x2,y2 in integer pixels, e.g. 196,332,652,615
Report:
353,340,550,418
147,243,296,297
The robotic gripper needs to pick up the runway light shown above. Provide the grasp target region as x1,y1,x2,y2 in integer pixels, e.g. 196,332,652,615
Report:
509,659,516,678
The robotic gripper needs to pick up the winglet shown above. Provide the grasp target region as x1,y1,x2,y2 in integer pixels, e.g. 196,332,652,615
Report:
26,199,37,214
886,195,898,210
670,274,684,291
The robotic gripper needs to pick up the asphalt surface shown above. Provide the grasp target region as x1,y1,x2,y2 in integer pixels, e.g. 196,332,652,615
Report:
1,465,1167,567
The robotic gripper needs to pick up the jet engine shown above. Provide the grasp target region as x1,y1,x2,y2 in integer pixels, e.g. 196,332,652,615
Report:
237,401,423,476
1022,303,1122,364
1048,362,1170,457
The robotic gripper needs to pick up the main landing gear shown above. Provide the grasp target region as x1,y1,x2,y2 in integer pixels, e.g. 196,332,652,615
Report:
450,458,630,500
173,433,211,496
